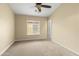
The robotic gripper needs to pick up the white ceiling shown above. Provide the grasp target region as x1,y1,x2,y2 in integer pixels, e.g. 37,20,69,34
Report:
9,3,61,17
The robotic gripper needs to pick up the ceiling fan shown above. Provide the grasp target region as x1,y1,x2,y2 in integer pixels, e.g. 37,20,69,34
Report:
35,3,51,12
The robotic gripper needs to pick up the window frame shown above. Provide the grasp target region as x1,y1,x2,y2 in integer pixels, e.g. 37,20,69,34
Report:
26,20,40,35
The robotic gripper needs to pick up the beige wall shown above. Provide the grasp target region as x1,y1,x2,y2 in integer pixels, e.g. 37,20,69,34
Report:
0,4,15,54
15,15,48,41
49,4,79,55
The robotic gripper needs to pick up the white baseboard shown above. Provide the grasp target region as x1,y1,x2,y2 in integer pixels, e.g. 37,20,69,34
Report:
52,40,79,56
0,40,14,56
15,38,47,41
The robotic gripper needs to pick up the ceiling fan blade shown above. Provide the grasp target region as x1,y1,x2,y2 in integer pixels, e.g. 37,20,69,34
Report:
41,5,51,8
37,7,41,12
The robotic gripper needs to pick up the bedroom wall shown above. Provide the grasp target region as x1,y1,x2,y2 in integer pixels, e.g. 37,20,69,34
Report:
49,4,79,55
0,4,15,55
15,15,48,41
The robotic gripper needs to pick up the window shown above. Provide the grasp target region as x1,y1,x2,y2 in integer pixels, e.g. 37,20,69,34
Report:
26,20,40,35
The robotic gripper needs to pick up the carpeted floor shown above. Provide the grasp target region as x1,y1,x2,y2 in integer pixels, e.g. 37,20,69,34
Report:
2,40,77,56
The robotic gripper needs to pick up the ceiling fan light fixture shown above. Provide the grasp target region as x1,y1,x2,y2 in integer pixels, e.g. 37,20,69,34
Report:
35,3,51,12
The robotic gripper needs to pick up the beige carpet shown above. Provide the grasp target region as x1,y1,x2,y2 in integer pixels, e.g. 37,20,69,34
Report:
2,40,77,56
